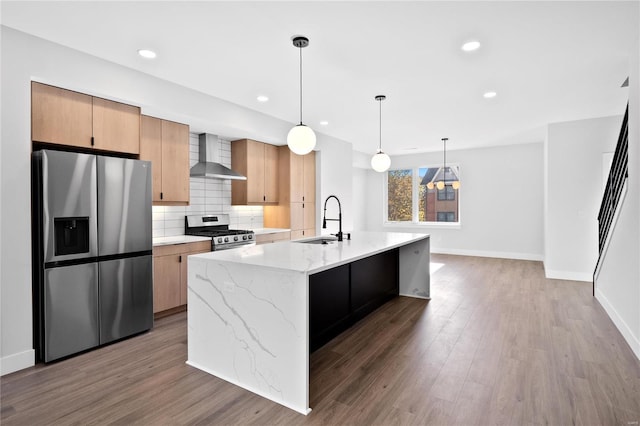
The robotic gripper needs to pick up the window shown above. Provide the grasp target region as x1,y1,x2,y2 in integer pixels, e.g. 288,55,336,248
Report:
437,212,456,222
386,165,460,224
437,186,455,201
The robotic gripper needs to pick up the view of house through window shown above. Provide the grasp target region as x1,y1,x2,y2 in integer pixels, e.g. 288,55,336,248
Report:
387,166,460,223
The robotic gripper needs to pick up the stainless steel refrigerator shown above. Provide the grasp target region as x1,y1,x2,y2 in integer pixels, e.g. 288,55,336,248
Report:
32,149,153,362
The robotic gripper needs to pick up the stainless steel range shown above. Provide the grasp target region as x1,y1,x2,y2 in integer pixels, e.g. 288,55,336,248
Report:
185,214,255,250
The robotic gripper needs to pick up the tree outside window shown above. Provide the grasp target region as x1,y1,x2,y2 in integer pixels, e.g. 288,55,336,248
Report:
387,169,412,221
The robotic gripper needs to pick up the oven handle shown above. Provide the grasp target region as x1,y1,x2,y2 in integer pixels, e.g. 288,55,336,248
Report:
213,242,256,251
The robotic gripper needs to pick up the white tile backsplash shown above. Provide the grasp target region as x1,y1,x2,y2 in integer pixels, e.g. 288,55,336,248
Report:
152,134,264,237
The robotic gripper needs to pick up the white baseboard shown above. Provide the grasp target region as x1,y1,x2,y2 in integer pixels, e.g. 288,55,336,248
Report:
430,247,543,262
595,288,640,361
1,349,35,376
544,268,592,283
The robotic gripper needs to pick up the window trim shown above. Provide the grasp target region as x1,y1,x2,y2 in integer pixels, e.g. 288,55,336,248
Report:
383,164,462,229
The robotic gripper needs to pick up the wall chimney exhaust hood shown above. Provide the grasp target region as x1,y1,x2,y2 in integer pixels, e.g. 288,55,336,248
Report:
190,134,246,180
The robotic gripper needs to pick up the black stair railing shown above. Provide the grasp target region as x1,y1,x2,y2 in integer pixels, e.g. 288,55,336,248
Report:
594,104,629,291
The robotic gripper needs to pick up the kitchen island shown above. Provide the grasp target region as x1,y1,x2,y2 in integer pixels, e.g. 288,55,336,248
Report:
186,231,429,414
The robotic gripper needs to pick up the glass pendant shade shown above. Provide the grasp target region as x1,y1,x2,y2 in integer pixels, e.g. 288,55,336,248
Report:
371,150,391,172
287,124,316,155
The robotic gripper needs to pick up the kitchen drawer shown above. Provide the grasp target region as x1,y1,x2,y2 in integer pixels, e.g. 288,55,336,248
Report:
256,231,291,245
153,240,211,257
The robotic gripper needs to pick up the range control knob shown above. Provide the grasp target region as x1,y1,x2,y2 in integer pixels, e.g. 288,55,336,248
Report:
234,236,239,241
224,237,229,243
243,235,247,240
217,237,223,243
248,234,253,240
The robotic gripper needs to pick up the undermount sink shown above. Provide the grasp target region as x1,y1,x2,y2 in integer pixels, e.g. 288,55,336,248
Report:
295,237,338,245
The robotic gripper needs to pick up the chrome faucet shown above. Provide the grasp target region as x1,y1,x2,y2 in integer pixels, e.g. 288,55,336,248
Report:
322,195,343,241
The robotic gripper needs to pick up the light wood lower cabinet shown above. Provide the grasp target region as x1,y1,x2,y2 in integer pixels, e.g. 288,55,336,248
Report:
255,231,291,245
152,241,210,314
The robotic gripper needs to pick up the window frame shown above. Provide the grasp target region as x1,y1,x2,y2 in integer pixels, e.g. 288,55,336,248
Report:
383,164,462,229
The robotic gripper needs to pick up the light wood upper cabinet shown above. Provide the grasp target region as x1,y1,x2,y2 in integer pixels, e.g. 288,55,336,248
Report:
31,82,140,154
231,139,279,205
264,146,316,238
140,116,163,201
160,120,190,203
32,82,93,149
140,115,190,205
264,143,279,202
92,97,140,154
276,147,315,203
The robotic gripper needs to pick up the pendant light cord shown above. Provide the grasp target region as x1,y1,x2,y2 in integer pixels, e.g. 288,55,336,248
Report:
378,98,382,151
442,137,448,184
299,46,303,125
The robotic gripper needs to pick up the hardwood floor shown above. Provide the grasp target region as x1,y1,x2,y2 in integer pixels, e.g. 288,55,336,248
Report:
2,254,639,425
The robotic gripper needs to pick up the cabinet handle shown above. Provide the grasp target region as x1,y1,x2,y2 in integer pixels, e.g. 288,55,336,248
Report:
91,136,95,146
179,255,182,263
303,196,305,202
160,192,164,200
263,195,266,202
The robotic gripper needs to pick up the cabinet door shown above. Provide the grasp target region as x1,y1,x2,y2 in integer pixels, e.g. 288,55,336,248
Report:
303,202,315,231
350,249,399,320
290,203,304,231
92,97,140,154
290,230,305,240
31,82,93,148
264,143,279,203
140,115,163,202
303,151,316,203
160,120,190,203
246,140,266,203
309,264,351,352
289,152,304,203
180,249,210,305
153,254,181,313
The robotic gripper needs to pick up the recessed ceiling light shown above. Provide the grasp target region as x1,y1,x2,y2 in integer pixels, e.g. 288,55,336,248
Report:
320,121,329,126
137,49,157,59
461,41,481,52
483,91,497,99
257,95,269,102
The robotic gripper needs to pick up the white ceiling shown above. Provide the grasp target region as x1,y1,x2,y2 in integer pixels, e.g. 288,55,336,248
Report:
2,1,637,155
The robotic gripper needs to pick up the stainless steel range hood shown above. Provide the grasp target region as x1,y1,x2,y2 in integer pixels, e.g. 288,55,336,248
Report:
190,134,246,180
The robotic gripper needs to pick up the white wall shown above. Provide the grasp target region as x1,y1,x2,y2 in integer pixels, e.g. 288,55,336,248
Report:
0,26,353,374
363,142,545,260
594,15,640,360
544,116,621,281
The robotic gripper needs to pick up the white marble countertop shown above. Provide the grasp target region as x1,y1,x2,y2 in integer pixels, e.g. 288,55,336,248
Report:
251,228,291,235
153,235,211,247
189,231,429,274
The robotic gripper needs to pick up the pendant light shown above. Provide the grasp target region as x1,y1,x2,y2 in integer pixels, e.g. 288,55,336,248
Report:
371,95,391,172
287,36,316,155
427,137,460,190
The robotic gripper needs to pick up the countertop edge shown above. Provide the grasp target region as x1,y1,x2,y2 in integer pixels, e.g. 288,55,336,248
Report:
188,232,429,274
